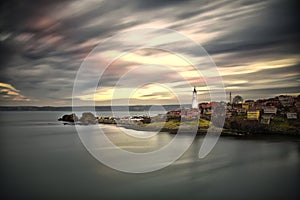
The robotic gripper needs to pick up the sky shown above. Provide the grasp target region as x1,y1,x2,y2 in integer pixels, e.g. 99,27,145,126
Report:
0,0,299,106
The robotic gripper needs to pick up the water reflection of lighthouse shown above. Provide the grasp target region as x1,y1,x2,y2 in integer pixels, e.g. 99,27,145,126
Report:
192,86,198,109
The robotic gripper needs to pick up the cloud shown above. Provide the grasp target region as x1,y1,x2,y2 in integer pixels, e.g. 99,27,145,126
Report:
0,82,30,102
0,0,299,105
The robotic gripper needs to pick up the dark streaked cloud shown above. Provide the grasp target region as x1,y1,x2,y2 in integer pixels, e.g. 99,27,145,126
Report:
134,0,192,10
0,0,299,106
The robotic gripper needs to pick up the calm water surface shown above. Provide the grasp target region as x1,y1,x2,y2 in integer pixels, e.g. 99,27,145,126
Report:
0,111,299,199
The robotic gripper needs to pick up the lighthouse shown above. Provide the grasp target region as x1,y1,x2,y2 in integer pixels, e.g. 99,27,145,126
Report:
192,86,198,109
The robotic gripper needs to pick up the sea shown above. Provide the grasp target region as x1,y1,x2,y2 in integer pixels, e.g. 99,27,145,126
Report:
0,111,299,199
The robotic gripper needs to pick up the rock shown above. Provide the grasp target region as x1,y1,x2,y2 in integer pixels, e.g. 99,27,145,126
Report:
80,112,97,124
58,113,79,122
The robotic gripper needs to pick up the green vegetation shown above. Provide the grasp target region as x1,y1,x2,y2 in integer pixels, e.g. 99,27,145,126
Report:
268,116,299,134
235,115,247,120
200,118,211,127
95,114,300,136
136,118,211,130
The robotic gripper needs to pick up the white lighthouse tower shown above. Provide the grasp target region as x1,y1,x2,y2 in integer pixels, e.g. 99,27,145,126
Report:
192,86,198,109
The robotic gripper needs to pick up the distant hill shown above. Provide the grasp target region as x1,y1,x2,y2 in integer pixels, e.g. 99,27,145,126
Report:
0,105,190,112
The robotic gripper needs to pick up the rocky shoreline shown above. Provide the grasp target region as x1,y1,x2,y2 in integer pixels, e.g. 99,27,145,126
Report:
58,112,97,125
58,112,300,136
117,123,300,136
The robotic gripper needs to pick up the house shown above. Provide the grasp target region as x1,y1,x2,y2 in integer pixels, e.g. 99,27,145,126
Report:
247,110,260,120
261,114,272,124
242,103,250,111
166,109,182,119
278,95,294,107
245,100,255,108
182,108,200,119
286,112,297,119
263,107,277,114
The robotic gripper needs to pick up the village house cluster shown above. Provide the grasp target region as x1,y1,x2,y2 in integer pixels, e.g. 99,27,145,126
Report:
199,94,300,124
166,87,299,125
98,87,299,126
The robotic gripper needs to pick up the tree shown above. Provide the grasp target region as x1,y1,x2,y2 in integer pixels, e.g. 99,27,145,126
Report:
233,95,243,104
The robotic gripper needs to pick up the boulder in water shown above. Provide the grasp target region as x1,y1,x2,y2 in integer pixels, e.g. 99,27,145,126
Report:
80,112,97,124
58,113,79,122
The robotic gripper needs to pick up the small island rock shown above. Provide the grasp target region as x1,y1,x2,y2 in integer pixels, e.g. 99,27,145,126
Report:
80,112,97,124
58,113,79,122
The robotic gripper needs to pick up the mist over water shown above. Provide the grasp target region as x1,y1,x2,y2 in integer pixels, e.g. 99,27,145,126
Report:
0,112,299,199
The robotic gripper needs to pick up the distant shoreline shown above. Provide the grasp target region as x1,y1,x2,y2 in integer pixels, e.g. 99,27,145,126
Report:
0,105,184,112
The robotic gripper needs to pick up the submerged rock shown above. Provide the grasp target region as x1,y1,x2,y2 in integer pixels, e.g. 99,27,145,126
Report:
58,113,79,122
